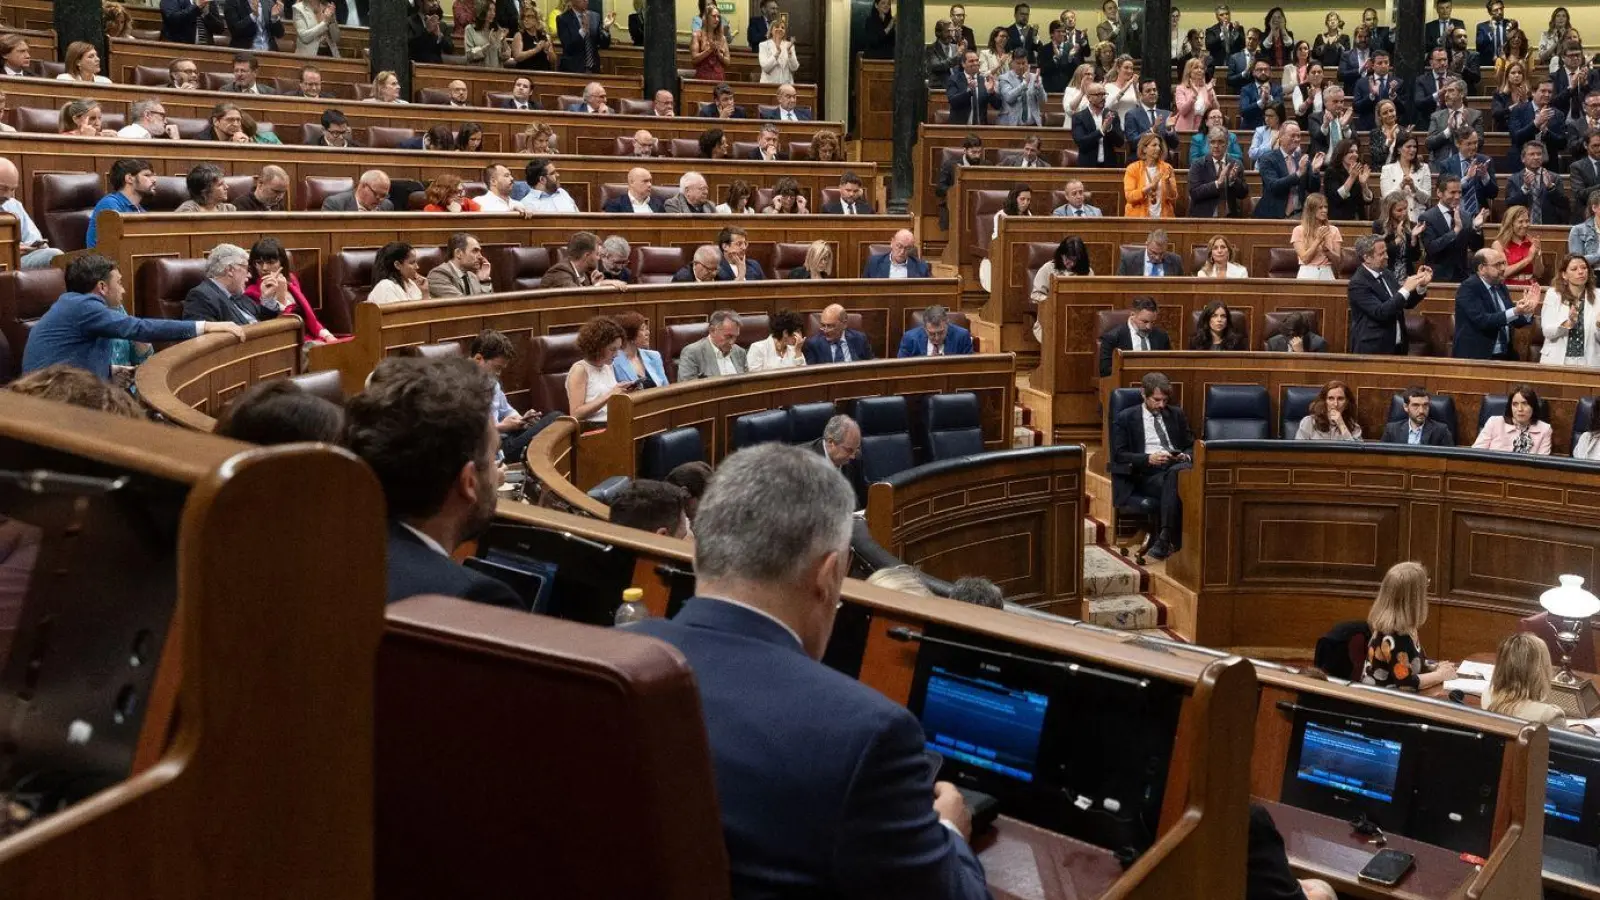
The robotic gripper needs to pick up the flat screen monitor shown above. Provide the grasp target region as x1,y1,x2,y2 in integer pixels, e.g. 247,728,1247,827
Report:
1548,768,1587,826
921,664,1050,783
474,523,639,626
1294,722,1404,803
1280,702,1417,831
1546,735,1600,847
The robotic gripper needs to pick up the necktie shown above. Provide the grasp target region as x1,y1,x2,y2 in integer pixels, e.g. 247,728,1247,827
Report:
968,78,978,123
1329,119,1341,146
1214,162,1225,217
1459,160,1480,219
1446,207,1456,229
844,202,854,215
1136,330,1149,351
1151,411,1174,450
1531,175,1545,224
583,13,597,70
831,341,842,362
932,341,943,356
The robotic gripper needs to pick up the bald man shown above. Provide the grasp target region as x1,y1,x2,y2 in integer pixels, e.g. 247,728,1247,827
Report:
445,79,471,106
672,245,723,282
629,129,658,156
651,88,676,116
0,158,61,269
321,169,393,212
602,166,665,212
236,164,290,212
864,230,933,278
803,303,876,364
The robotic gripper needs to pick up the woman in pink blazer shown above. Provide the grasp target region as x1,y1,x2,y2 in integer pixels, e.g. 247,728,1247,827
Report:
1472,385,1553,455
1173,58,1217,132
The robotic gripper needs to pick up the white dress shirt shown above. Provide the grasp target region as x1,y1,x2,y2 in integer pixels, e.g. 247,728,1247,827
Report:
714,346,740,375
518,188,580,213
1141,405,1167,454
889,260,909,278
1129,323,1154,351
475,191,515,212
630,194,656,213
1,197,44,246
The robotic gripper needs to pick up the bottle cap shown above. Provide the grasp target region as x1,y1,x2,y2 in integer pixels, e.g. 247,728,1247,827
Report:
623,587,644,602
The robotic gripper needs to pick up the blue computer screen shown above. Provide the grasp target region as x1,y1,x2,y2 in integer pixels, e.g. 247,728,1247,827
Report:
1295,722,1404,803
920,665,1050,783
1548,768,1588,824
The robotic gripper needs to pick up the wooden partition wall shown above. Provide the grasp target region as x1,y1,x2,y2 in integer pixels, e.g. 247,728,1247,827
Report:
3,2,369,56
0,216,26,274
133,318,305,432
525,416,610,519
865,446,1085,617
411,61,642,112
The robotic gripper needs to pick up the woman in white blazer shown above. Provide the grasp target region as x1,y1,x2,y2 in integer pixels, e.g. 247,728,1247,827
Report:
293,0,341,57
1540,255,1600,367
757,21,799,84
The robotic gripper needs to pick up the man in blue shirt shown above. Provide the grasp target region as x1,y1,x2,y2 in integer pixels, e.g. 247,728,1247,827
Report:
86,158,155,248
468,328,559,464
22,254,243,378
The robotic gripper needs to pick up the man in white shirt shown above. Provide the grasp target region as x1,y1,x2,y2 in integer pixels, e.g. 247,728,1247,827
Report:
0,158,62,269
677,310,748,380
1052,179,1103,216
117,99,181,140
517,158,580,213
602,167,664,213
475,163,519,212
767,83,811,121
446,79,471,106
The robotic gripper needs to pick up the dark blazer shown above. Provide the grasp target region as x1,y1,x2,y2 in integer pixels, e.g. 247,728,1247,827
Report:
386,520,520,607
1452,276,1532,359
1555,67,1600,120
863,252,932,279
630,598,989,899
1037,39,1079,93
1224,48,1257,91
556,7,610,73
1381,418,1454,445
1505,168,1570,223
758,106,814,121
1069,107,1124,167
897,324,974,357
747,14,770,51
1419,203,1482,282
1187,154,1249,218
1476,18,1517,60
820,199,876,215
1264,332,1329,352
601,193,666,213
670,265,706,283
716,257,766,281
1424,16,1464,49
697,103,748,118
181,278,280,325
494,97,542,110
220,80,277,95
1508,103,1569,170
809,438,867,507
1206,22,1245,68
1123,105,1178,150
1346,265,1422,354
1252,148,1320,220
1570,154,1600,224
1116,249,1184,277
802,329,874,364
160,0,226,44
1108,402,1193,507
945,68,1002,126
746,147,790,161
1004,23,1039,62
1412,70,1448,123
222,0,284,48
1238,79,1282,129
1098,323,1171,377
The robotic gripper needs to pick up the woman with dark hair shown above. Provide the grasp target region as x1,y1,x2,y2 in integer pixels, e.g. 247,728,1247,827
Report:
215,381,345,445
1030,236,1090,342
808,129,842,162
1265,311,1327,352
1280,40,1312,98
1261,6,1293,66
455,122,485,152
861,0,896,60
245,238,338,343
1311,13,1348,66
1188,300,1245,350
992,184,1032,238
422,174,481,212
716,179,755,215
611,311,668,387
1472,384,1551,454
787,240,833,279
565,316,626,424
175,163,237,213
1496,29,1532,83
763,176,807,214
746,309,807,371
1378,131,1429,220
698,127,730,159
1323,138,1373,222
368,241,429,304
1294,380,1363,441
463,1,509,67
979,26,1010,78
1541,255,1600,368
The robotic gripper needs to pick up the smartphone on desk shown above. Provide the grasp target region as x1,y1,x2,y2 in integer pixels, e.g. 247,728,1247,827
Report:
1358,848,1416,886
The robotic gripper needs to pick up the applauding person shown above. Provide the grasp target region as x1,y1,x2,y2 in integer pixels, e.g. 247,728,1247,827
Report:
1540,254,1600,367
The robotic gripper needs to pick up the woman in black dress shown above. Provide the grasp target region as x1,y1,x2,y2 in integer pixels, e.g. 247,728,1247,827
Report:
510,2,554,70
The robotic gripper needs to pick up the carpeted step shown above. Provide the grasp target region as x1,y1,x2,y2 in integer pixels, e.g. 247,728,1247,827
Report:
1086,593,1167,631
1084,545,1143,598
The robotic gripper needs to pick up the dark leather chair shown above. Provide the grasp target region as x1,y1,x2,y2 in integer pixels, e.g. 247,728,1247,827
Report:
853,396,916,485
1573,397,1598,452
586,475,633,505
1405,313,1451,356
659,322,706,382
367,126,416,149
788,401,836,447
1518,612,1598,672
617,98,654,115
1333,247,1361,279
527,332,583,415
932,108,950,123
1478,393,1551,431
787,141,813,161
969,189,1008,260
1023,241,1059,284
322,249,377,335
1187,308,1250,347
1266,247,1301,279
148,175,190,213
1313,621,1372,681
1056,148,1080,165
299,123,328,146
134,257,207,319
1385,393,1459,443
924,392,983,460
414,341,465,360
638,426,705,479
556,94,583,110
16,106,60,134
731,409,792,450
730,141,759,159
202,71,235,91
0,268,67,380
770,242,815,278
133,65,171,86
1261,309,1325,348
1096,309,1133,345
354,82,375,100
668,138,701,158
1279,385,1322,439
301,175,354,211
487,246,551,292
632,246,685,284
170,116,212,140
289,370,345,406
222,174,257,206
415,88,454,105
1202,384,1271,440
34,171,102,252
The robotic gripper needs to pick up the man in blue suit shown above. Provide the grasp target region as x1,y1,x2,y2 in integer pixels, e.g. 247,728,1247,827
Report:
864,230,933,278
566,81,612,114
630,444,989,900
1239,59,1282,129
898,305,974,357
556,0,611,73
1225,28,1261,91
1252,122,1321,219
22,254,242,378
946,51,1002,126
747,0,778,51
1453,247,1539,360
803,304,875,364
715,225,766,281
758,84,814,121
1123,79,1179,154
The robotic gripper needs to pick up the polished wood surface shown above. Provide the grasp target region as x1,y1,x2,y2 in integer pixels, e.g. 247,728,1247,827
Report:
1263,801,1484,900
0,215,25,274
865,446,1086,617
0,394,384,898
524,416,610,520
133,318,304,432
411,60,642,113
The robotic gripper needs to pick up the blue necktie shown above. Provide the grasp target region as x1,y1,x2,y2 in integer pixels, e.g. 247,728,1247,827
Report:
831,341,842,362
1459,159,1480,219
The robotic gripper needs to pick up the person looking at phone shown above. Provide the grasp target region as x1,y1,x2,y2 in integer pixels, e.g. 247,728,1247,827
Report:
1108,372,1193,560
677,309,749,380
565,316,627,425
471,329,561,464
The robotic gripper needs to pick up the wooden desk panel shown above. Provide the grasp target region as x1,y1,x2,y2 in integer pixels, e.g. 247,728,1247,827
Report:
133,318,304,431
0,215,23,273
1262,801,1484,899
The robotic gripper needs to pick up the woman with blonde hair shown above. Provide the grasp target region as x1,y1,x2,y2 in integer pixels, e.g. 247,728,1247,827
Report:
57,41,111,84
787,241,833,280
369,70,407,103
1123,132,1176,218
58,98,115,137
1540,254,1600,367
1173,58,1216,132
1104,54,1138,118
1290,193,1340,280
1198,235,1247,278
1485,632,1566,726
510,2,556,70
1363,562,1457,691
1061,63,1096,116
1491,59,1530,130
522,122,556,153
866,565,934,597
1493,205,1542,289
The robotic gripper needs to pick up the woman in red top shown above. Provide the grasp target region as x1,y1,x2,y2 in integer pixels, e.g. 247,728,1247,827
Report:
421,173,481,213
1492,204,1543,289
690,4,729,81
244,238,339,343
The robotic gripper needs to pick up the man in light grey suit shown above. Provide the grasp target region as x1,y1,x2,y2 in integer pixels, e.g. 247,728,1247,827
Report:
321,170,394,211
677,309,748,380
996,50,1045,126
1425,78,1483,156
427,232,495,298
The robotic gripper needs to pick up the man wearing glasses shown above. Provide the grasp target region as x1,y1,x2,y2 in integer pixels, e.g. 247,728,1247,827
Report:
181,243,283,325
117,99,180,140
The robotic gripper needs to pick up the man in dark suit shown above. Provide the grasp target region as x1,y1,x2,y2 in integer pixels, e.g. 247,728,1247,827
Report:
1412,48,1452,124
1382,387,1455,446
1420,174,1484,282
1424,0,1464,48
1188,127,1250,218
345,355,521,609
1347,234,1433,354
1362,6,1393,52
601,167,666,213
495,77,542,110
629,444,988,899
809,415,867,508
1508,80,1568,171
161,0,226,44
1570,131,1600,223
1506,141,1570,223
1098,295,1171,377
747,0,778,51
951,3,977,54
1225,29,1262,91
935,134,985,229
1350,51,1402,129
557,0,613,73
1003,3,1040,64
221,55,276,94
223,0,284,49
821,172,875,214
715,226,766,281
1123,80,1179,153
1253,122,1321,219
1069,84,1124,167
1206,7,1245,70
672,246,722,283
1239,59,1282,129
1037,21,1081,93
1453,247,1539,360
946,51,1001,126
863,230,933,279
1554,44,1600,120
407,0,453,63
898,305,973,356
1339,27,1376,94
1116,231,1185,278
759,84,814,121
748,125,789,161
1475,0,1517,60
182,243,282,325
1109,372,1193,560
803,303,875,364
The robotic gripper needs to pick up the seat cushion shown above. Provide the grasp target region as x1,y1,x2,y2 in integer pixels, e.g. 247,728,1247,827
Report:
1202,384,1270,441
322,248,377,335
633,246,685,284
527,332,583,415
289,370,346,406
731,409,792,450
853,396,915,484
1280,385,1322,439
787,401,836,446
34,171,104,253
638,426,704,480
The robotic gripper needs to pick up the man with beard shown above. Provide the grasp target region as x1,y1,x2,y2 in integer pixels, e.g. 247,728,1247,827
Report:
344,356,519,608
87,158,156,248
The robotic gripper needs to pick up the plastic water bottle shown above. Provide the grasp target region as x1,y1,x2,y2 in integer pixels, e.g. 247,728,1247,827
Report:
614,587,650,626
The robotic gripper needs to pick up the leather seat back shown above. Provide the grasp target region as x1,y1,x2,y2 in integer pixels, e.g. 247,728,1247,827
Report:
1262,309,1324,348
0,268,67,379
924,392,984,460
970,189,1009,258
132,65,170,86
1280,385,1322,439
148,175,189,212
1266,247,1300,278
1188,308,1250,346
731,409,792,450
1385,393,1459,443
1574,397,1598,451
616,98,653,115
34,171,103,252
787,401,836,446
770,242,816,279
415,88,453,105
1202,384,1270,440
634,245,685,284
668,138,701,158
638,426,705,479
1478,392,1551,430
323,248,377,335
1097,309,1133,344
367,126,416,149
135,257,208,319
16,106,60,133
853,396,916,484
527,332,583,414
486,245,551,292
301,175,354,211
289,370,346,406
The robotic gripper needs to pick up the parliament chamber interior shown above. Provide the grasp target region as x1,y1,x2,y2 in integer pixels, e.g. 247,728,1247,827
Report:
8,0,1600,896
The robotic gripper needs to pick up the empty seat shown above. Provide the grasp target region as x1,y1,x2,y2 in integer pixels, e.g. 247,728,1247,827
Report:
924,392,984,460
1385,393,1459,444
487,246,551,292
659,322,708,382
787,402,836,447
639,426,705,479
0,268,67,380
1202,385,1270,440
134,257,208,319
288,370,345,406
322,249,378,335
415,88,454,105
148,175,190,213
34,171,102,252
970,190,1008,259
16,106,61,134
1279,386,1322,439
668,138,701,158
731,409,791,450
301,175,354,211
1266,248,1300,279
367,126,416,149
633,246,685,284
853,396,915,484
770,242,813,279
616,98,654,115
527,332,582,415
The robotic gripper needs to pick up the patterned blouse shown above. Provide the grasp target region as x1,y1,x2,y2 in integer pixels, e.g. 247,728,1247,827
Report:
1362,630,1428,690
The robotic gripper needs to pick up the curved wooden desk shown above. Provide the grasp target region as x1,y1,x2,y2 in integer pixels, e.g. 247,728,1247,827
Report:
525,416,610,519
133,318,304,432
